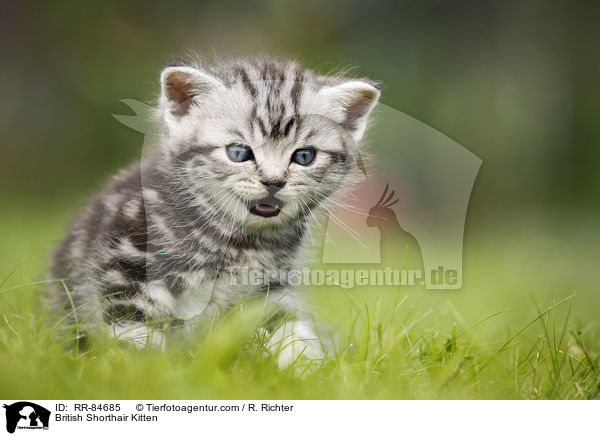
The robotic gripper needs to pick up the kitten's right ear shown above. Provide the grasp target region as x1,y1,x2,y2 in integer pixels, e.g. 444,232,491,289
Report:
160,66,223,117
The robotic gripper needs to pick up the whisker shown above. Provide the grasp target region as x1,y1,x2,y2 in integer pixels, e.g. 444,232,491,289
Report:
305,193,368,250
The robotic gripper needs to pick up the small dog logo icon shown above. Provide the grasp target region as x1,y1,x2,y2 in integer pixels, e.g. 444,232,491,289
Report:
3,402,50,434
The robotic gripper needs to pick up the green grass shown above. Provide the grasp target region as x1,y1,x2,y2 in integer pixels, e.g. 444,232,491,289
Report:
0,281,598,399
0,201,598,399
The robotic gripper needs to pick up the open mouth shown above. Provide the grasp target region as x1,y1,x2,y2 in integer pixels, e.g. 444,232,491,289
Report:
248,196,283,218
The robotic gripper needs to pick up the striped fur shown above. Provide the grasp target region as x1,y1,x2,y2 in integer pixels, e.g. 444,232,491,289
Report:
49,57,380,360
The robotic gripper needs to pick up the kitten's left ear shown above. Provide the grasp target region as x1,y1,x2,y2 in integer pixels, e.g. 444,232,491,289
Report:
319,80,381,143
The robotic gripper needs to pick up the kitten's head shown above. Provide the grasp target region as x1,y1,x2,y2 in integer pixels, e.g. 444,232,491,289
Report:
156,58,380,232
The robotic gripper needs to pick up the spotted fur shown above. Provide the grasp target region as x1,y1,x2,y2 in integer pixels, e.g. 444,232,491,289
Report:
49,57,380,362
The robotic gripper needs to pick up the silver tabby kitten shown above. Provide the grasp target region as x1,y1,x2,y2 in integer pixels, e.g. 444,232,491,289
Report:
50,57,380,366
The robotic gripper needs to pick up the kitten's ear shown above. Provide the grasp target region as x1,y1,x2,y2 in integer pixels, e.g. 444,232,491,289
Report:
319,80,380,142
160,66,223,116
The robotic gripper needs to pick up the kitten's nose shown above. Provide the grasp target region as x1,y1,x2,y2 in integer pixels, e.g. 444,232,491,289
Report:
261,179,286,190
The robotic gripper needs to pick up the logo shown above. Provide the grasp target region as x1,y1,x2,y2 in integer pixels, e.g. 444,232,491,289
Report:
113,93,482,292
3,403,50,434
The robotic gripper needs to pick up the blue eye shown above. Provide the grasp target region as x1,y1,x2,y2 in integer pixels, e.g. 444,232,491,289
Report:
291,148,316,166
226,143,253,162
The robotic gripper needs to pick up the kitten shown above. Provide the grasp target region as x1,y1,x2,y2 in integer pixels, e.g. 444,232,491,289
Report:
49,57,380,366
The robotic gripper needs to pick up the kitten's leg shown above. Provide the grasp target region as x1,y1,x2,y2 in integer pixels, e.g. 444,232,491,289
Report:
263,290,325,369
267,318,324,369
107,322,166,350
101,281,174,350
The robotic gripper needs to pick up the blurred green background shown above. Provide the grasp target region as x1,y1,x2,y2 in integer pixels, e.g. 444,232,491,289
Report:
0,1,599,335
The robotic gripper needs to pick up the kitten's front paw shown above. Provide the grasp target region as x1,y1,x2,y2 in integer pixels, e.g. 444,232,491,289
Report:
266,321,325,370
